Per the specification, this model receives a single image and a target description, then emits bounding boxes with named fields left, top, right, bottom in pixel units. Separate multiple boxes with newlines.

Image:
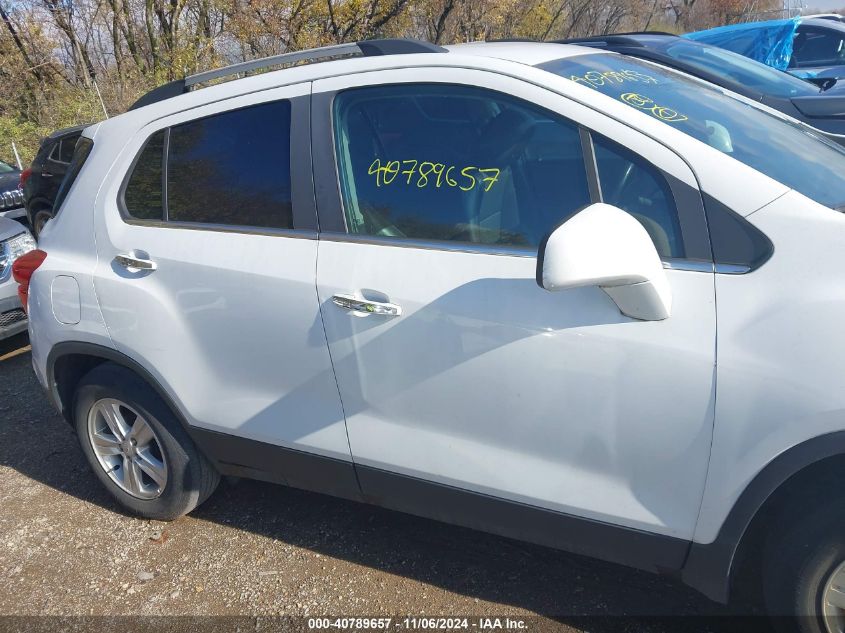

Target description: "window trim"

left=48, top=140, right=70, bottom=166
left=117, top=93, right=318, bottom=234
left=316, top=82, right=713, bottom=266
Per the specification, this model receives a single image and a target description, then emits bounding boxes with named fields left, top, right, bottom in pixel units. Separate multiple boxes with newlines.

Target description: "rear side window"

left=332, top=84, right=591, bottom=248
left=124, top=131, right=164, bottom=220
left=168, top=102, right=292, bottom=228
left=53, top=137, right=94, bottom=215
left=122, top=100, right=293, bottom=230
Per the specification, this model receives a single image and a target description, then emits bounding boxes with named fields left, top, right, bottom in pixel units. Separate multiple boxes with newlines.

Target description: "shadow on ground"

left=0, top=337, right=768, bottom=631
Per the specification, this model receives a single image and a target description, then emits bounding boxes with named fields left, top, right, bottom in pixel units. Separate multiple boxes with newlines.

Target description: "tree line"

left=1, top=0, right=780, bottom=165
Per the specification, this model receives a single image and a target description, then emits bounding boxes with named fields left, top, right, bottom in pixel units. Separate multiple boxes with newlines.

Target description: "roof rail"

left=556, top=31, right=678, bottom=47
left=129, top=38, right=446, bottom=111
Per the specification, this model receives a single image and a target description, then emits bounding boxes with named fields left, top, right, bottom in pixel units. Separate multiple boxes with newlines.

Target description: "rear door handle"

left=115, top=253, right=157, bottom=271
left=332, top=294, right=402, bottom=316
left=40, top=172, right=53, bottom=178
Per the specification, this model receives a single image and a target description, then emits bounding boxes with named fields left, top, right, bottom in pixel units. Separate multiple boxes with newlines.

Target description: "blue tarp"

left=683, top=18, right=801, bottom=70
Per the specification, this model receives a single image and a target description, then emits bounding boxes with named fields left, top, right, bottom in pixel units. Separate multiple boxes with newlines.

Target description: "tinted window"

left=662, top=40, right=818, bottom=98
left=792, top=29, right=845, bottom=65
left=593, top=135, right=682, bottom=258
left=704, top=195, right=773, bottom=269
left=59, top=135, right=79, bottom=163
left=124, top=131, right=164, bottom=221
left=167, top=101, right=293, bottom=228
left=539, top=54, right=845, bottom=210
left=333, top=84, right=591, bottom=247
left=53, top=137, right=93, bottom=215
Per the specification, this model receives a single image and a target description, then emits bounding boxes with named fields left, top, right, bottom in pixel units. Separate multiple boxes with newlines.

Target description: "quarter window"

left=332, top=84, right=591, bottom=248
left=124, top=131, right=164, bottom=221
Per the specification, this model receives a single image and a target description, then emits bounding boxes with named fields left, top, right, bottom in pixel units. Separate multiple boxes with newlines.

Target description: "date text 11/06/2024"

left=308, top=617, right=529, bottom=630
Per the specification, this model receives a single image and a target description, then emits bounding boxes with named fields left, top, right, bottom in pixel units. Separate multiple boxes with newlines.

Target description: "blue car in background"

left=686, top=16, right=845, bottom=82
left=561, top=32, right=845, bottom=145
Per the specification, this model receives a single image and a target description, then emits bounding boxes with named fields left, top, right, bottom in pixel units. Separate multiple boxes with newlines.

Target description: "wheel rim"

left=86, top=398, right=168, bottom=500
left=823, top=561, right=845, bottom=633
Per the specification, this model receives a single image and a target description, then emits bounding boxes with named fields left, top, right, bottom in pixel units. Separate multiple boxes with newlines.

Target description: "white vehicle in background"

left=0, top=217, right=35, bottom=340
left=13, top=38, right=845, bottom=632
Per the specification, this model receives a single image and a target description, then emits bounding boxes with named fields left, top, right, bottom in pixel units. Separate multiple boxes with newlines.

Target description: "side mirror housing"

left=537, top=203, right=672, bottom=321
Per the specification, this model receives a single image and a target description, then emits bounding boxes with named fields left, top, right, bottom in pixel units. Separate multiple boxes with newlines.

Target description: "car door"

left=93, top=83, right=357, bottom=494
left=312, top=68, right=716, bottom=543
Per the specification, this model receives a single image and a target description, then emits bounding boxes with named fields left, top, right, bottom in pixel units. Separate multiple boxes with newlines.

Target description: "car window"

left=59, top=135, right=79, bottom=163
left=53, top=137, right=94, bottom=215
left=332, top=84, right=591, bottom=248
left=167, top=100, right=293, bottom=228
left=792, top=29, right=845, bottom=65
left=539, top=53, right=845, bottom=210
left=593, top=135, right=683, bottom=258
left=124, top=131, right=165, bottom=221
left=662, top=40, right=819, bottom=97
left=0, top=161, right=14, bottom=174
left=48, top=142, right=61, bottom=163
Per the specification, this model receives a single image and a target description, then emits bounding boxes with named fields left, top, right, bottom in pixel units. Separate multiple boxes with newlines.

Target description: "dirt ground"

left=0, top=332, right=769, bottom=632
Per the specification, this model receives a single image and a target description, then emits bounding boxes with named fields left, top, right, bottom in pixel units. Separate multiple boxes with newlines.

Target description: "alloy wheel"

left=823, top=561, right=845, bottom=633
left=86, top=398, right=168, bottom=499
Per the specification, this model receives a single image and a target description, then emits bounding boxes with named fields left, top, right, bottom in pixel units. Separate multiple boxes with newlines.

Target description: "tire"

left=73, top=362, right=220, bottom=520
left=32, top=208, right=52, bottom=237
left=762, top=503, right=845, bottom=633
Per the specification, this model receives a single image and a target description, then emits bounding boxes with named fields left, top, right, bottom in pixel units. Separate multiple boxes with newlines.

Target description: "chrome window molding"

left=319, top=231, right=537, bottom=257
left=714, top=263, right=752, bottom=274
left=121, top=218, right=317, bottom=240
left=662, top=258, right=713, bottom=273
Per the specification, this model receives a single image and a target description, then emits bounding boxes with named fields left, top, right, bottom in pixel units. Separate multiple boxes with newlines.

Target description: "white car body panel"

left=21, top=41, right=845, bottom=601
left=694, top=190, right=845, bottom=542
left=88, top=82, right=350, bottom=460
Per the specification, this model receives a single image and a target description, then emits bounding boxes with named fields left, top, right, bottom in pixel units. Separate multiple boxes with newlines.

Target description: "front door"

left=313, top=69, right=716, bottom=540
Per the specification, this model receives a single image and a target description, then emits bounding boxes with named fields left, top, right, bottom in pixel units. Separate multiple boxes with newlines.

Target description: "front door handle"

left=115, top=253, right=157, bottom=271
left=332, top=294, right=402, bottom=317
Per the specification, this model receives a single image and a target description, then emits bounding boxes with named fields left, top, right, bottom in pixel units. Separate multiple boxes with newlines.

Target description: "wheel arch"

left=682, top=432, right=845, bottom=603
left=47, top=342, right=203, bottom=448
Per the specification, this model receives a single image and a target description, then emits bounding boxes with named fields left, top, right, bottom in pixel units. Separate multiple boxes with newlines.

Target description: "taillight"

left=19, top=168, right=32, bottom=189
left=12, top=249, right=47, bottom=312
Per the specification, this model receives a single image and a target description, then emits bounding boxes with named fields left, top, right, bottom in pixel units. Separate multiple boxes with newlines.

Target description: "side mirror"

left=537, top=203, right=672, bottom=321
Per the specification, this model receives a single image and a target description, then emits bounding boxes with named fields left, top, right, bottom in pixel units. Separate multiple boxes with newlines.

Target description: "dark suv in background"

left=22, top=124, right=87, bottom=236
left=0, top=159, right=25, bottom=223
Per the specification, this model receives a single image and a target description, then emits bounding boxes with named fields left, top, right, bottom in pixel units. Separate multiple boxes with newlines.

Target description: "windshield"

left=0, top=161, right=15, bottom=174
left=662, top=39, right=820, bottom=97
left=539, top=53, right=845, bottom=210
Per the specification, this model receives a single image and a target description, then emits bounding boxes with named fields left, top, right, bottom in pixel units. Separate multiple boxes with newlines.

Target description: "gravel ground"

left=0, top=332, right=769, bottom=632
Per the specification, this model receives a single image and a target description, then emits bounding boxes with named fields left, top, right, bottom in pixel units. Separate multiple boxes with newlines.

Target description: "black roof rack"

left=556, top=31, right=679, bottom=47
left=129, top=38, right=446, bottom=111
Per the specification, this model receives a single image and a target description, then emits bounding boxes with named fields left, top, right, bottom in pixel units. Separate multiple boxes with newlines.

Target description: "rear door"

left=312, top=67, right=717, bottom=542
left=93, top=83, right=356, bottom=491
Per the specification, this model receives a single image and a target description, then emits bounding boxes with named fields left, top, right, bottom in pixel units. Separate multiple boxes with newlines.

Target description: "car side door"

left=92, top=83, right=358, bottom=496
left=312, top=67, right=716, bottom=562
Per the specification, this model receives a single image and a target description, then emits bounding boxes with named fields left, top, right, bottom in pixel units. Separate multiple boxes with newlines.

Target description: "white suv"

left=15, top=38, right=845, bottom=631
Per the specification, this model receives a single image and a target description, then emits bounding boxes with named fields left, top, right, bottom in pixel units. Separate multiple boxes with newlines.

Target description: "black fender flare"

left=682, top=431, right=845, bottom=602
